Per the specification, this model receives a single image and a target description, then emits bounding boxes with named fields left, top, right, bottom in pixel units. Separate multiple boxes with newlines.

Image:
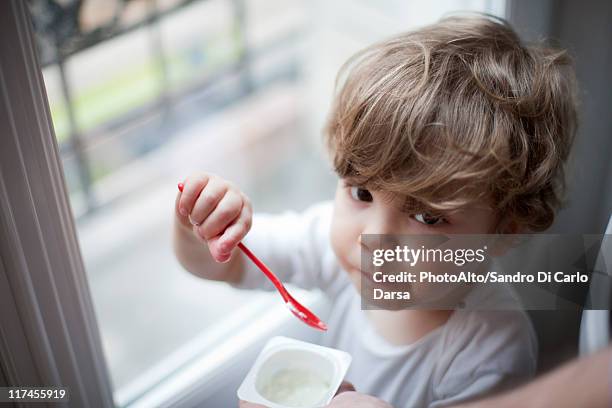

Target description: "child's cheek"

left=330, top=210, right=359, bottom=267
left=329, top=214, right=348, bottom=261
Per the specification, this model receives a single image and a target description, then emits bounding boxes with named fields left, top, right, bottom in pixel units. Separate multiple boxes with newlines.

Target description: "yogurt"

left=237, top=337, right=352, bottom=408
left=260, top=368, right=331, bottom=407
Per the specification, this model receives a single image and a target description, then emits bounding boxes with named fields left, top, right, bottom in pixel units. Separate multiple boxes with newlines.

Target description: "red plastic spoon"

left=178, top=182, right=327, bottom=331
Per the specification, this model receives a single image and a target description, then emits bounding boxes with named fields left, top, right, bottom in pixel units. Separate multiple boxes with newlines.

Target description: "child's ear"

left=488, top=218, right=523, bottom=257
left=503, top=219, right=523, bottom=235
left=492, top=216, right=524, bottom=235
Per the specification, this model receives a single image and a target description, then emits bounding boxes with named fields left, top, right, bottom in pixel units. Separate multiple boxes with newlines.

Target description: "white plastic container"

left=237, top=336, right=352, bottom=408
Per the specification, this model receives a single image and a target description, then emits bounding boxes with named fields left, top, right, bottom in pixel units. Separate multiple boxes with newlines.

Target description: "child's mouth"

left=352, top=267, right=376, bottom=284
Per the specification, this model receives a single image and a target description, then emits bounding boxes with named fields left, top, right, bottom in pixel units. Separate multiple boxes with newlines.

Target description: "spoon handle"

left=237, top=242, right=289, bottom=302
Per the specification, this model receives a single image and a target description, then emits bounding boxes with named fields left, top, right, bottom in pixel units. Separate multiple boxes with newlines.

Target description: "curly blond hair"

left=324, top=15, right=578, bottom=232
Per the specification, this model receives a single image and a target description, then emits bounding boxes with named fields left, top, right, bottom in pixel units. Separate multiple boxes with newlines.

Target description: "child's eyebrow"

left=398, top=196, right=445, bottom=216
left=341, top=176, right=369, bottom=187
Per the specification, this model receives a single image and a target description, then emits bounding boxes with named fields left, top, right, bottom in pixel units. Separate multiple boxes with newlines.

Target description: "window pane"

left=159, top=0, right=237, bottom=93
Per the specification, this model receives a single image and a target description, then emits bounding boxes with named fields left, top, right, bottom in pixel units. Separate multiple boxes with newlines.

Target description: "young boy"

left=173, top=15, right=577, bottom=407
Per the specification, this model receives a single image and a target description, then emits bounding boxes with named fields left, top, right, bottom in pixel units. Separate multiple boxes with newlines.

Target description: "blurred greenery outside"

left=51, top=29, right=240, bottom=145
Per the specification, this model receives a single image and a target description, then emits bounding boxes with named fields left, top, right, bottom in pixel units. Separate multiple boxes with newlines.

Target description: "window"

left=12, top=0, right=507, bottom=405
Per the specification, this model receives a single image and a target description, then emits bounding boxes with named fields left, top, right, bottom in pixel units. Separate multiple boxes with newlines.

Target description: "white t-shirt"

left=235, top=202, right=538, bottom=407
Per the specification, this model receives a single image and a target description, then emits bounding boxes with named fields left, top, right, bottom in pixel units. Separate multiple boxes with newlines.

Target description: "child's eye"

left=349, top=186, right=373, bottom=202
left=414, top=213, right=445, bottom=225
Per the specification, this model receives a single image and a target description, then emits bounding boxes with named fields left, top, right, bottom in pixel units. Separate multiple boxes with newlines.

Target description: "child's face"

left=330, top=179, right=500, bottom=294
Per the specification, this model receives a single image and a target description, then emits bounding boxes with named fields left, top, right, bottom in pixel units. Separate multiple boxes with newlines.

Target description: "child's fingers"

left=178, top=174, right=210, bottom=217
left=238, top=400, right=267, bottom=408
left=206, top=235, right=228, bottom=263
left=206, top=195, right=251, bottom=263
left=196, top=190, right=243, bottom=241
left=189, top=177, right=227, bottom=226
left=215, top=201, right=252, bottom=255
left=335, top=381, right=356, bottom=395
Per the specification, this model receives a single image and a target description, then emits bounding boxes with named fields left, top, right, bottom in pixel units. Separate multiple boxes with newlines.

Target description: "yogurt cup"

left=237, top=336, right=352, bottom=408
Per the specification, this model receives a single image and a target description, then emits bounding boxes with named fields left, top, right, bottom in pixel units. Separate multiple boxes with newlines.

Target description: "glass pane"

left=29, top=0, right=323, bottom=400
left=245, top=0, right=306, bottom=48
left=66, top=29, right=162, bottom=134
left=159, top=0, right=238, bottom=93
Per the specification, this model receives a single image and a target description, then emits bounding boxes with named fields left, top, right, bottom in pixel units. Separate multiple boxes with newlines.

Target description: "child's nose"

left=359, top=214, right=402, bottom=251
left=361, top=216, right=399, bottom=236
left=358, top=235, right=376, bottom=265
left=358, top=234, right=370, bottom=251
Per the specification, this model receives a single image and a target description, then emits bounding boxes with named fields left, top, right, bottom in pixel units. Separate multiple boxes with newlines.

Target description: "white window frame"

left=0, top=0, right=114, bottom=406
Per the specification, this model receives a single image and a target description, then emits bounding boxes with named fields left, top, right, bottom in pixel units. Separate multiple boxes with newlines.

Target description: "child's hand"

left=238, top=382, right=393, bottom=408
left=239, top=393, right=392, bottom=408
left=325, top=392, right=393, bottom=407
left=176, top=173, right=252, bottom=263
